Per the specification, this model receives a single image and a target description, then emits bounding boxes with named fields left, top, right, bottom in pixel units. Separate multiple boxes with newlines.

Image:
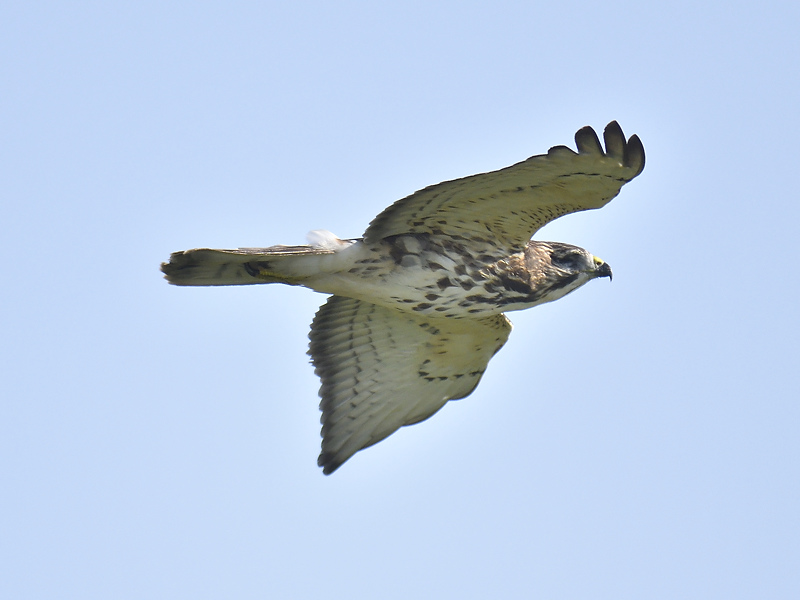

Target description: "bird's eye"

left=551, top=249, right=583, bottom=270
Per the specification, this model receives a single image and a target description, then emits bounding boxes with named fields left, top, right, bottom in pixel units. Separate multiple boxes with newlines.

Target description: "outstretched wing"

left=308, top=296, right=512, bottom=474
left=363, top=121, right=644, bottom=253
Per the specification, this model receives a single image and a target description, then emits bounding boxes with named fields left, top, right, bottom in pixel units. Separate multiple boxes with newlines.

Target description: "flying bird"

left=161, top=121, right=645, bottom=474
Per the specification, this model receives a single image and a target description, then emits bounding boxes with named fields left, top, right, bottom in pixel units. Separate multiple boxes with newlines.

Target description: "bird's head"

left=523, top=241, right=612, bottom=306
left=547, top=242, right=612, bottom=281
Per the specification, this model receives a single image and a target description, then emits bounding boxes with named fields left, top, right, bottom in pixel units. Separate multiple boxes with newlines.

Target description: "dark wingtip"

left=575, top=125, right=603, bottom=155
left=318, top=453, right=341, bottom=475
left=603, top=121, right=626, bottom=161
left=625, top=133, right=646, bottom=177
left=603, top=121, right=645, bottom=179
left=556, top=121, right=645, bottom=179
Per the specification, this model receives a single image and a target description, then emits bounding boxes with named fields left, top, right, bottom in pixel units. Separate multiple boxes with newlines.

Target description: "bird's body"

left=162, top=121, right=645, bottom=474
left=167, top=234, right=603, bottom=318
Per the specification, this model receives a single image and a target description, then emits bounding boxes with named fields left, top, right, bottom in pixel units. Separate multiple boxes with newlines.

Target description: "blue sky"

left=2, top=1, right=799, bottom=598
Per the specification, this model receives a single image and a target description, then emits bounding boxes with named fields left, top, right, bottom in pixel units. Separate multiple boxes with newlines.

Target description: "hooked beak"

left=593, top=256, right=613, bottom=281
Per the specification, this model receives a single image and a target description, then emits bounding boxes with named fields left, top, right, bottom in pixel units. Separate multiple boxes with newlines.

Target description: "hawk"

left=162, top=121, right=645, bottom=474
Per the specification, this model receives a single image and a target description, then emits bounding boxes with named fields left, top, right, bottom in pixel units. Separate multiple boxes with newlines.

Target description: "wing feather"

left=308, top=296, right=512, bottom=474
left=363, top=121, right=644, bottom=252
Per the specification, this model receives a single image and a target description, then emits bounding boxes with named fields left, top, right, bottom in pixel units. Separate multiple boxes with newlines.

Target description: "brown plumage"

left=161, top=121, right=645, bottom=474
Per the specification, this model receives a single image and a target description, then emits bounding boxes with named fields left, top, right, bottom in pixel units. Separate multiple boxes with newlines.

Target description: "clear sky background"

left=2, top=1, right=799, bottom=598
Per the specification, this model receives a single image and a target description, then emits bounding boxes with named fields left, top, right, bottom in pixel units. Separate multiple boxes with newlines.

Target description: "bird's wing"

left=363, top=121, right=644, bottom=253
left=308, top=295, right=512, bottom=474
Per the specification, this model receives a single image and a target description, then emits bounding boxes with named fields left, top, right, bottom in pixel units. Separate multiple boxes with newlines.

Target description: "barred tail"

left=161, top=244, right=335, bottom=286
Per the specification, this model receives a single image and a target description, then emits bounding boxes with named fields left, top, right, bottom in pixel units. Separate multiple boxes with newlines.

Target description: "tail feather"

left=161, top=245, right=334, bottom=286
